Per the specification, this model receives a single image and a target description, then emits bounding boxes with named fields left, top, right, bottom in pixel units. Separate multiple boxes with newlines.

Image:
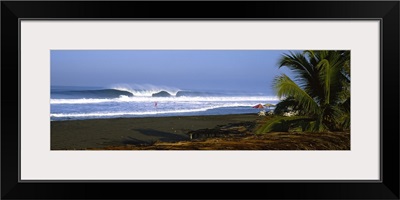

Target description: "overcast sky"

left=51, top=50, right=293, bottom=93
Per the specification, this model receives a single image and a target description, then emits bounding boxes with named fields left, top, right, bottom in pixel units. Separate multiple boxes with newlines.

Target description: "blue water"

left=51, top=86, right=278, bottom=121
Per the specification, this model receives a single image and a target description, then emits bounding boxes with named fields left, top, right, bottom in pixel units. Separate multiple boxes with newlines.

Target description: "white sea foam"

left=50, top=96, right=279, bottom=104
left=50, top=104, right=257, bottom=118
left=111, top=84, right=180, bottom=96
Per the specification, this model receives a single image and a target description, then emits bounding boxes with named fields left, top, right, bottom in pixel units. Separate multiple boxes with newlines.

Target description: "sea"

left=50, top=86, right=279, bottom=121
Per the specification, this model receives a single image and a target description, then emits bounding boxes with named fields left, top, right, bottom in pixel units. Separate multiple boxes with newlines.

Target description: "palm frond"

left=278, top=51, right=325, bottom=103
left=268, top=50, right=351, bottom=133
left=274, top=97, right=300, bottom=115
left=317, top=59, right=332, bottom=104
left=274, top=74, right=320, bottom=115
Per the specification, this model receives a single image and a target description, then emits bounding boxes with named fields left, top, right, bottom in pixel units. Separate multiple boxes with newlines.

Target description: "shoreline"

left=50, top=105, right=272, bottom=121
left=51, top=113, right=260, bottom=150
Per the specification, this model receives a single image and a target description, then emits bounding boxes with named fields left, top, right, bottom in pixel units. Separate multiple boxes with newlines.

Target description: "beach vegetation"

left=260, top=50, right=350, bottom=133
left=256, top=116, right=314, bottom=133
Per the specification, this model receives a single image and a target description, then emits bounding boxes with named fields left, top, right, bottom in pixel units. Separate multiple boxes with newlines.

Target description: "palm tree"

left=272, top=50, right=350, bottom=132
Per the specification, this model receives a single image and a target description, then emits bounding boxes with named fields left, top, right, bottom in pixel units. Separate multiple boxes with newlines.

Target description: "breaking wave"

left=50, top=96, right=279, bottom=104
left=50, top=104, right=259, bottom=118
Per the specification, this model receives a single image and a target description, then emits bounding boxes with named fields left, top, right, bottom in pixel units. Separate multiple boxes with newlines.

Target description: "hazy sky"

left=51, top=50, right=293, bottom=93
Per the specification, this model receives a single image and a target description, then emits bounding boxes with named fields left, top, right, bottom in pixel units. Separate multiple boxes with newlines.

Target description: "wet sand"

left=51, top=114, right=259, bottom=150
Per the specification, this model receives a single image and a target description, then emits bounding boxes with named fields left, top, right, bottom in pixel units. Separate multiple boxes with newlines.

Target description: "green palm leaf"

left=274, top=74, right=320, bottom=116
left=270, top=50, right=350, bottom=132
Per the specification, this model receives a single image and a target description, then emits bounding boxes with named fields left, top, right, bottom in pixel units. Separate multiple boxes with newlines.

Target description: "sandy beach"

left=51, top=114, right=259, bottom=150
left=51, top=114, right=350, bottom=150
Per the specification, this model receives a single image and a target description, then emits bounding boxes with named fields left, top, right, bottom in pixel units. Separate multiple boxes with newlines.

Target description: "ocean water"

left=50, top=86, right=279, bottom=121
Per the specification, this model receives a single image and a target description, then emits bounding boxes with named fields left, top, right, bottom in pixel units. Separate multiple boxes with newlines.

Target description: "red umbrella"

left=252, top=104, right=264, bottom=109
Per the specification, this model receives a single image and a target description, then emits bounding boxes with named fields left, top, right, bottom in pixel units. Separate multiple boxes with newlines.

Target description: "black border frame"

left=2, top=1, right=399, bottom=199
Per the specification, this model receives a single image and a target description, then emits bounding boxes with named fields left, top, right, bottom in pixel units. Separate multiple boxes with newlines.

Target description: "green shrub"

left=256, top=116, right=313, bottom=134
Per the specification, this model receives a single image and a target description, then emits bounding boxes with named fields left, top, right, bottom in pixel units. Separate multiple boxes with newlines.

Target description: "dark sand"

left=51, top=114, right=259, bottom=150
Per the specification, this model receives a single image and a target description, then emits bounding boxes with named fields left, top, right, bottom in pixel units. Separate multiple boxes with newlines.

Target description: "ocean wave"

left=50, top=96, right=279, bottom=104
left=51, top=89, right=134, bottom=99
left=52, top=84, right=271, bottom=99
left=51, top=85, right=181, bottom=98
left=50, top=104, right=254, bottom=118
left=111, top=84, right=180, bottom=97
